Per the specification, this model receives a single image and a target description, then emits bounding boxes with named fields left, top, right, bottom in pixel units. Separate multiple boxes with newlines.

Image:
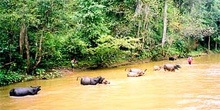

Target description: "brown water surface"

left=1, top=54, right=220, bottom=110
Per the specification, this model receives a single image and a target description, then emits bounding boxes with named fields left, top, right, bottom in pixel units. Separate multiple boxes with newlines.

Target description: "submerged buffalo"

left=153, top=65, right=162, bottom=71
left=169, top=57, right=176, bottom=61
left=77, top=76, right=110, bottom=85
left=125, top=68, right=147, bottom=77
left=169, top=55, right=178, bottom=61
left=125, top=68, right=147, bottom=74
left=9, top=86, right=41, bottom=97
left=163, top=64, right=181, bottom=72
left=127, top=72, right=144, bottom=77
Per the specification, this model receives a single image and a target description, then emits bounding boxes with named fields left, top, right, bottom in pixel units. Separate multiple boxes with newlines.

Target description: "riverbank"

left=0, top=51, right=211, bottom=87
left=57, top=51, right=210, bottom=75
left=99, top=51, right=209, bottom=69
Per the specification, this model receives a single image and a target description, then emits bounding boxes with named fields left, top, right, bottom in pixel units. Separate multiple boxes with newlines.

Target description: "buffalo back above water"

left=163, top=64, right=181, bottom=72
left=153, top=65, right=162, bottom=71
left=169, top=57, right=176, bottom=61
left=127, top=72, right=144, bottom=77
left=78, top=76, right=109, bottom=85
left=9, top=86, right=41, bottom=96
left=125, top=68, right=147, bottom=74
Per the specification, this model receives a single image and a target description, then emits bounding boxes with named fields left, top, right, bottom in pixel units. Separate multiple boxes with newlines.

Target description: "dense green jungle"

left=0, top=0, right=220, bottom=86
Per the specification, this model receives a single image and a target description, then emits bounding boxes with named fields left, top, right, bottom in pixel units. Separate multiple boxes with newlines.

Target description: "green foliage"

left=174, top=39, right=189, bottom=57
left=0, top=0, right=220, bottom=85
left=36, top=69, right=62, bottom=80
left=0, top=71, right=23, bottom=86
left=188, top=50, right=206, bottom=57
left=64, top=37, right=88, bottom=56
left=70, top=35, right=141, bottom=68
left=74, top=0, right=110, bottom=46
left=87, top=35, right=132, bottom=67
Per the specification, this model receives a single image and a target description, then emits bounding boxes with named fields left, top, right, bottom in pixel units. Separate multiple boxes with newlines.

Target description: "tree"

left=162, top=0, right=168, bottom=52
left=133, top=0, right=150, bottom=50
left=202, top=0, right=220, bottom=51
left=0, top=0, right=72, bottom=74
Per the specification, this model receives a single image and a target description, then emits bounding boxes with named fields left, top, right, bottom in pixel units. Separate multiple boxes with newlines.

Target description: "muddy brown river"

left=1, top=54, right=220, bottom=110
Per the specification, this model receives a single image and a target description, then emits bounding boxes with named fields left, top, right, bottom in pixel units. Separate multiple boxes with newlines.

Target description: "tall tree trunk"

left=188, top=36, right=190, bottom=51
left=5, top=31, right=13, bottom=74
left=134, top=0, right=142, bottom=38
left=24, top=23, right=30, bottom=74
left=137, top=20, right=141, bottom=38
left=142, top=5, right=149, bottom=50
left=162, top=0, right=168, bottom=55
left=30, top=7, right=50, bottom=73
left=32, top=27, right=44, bottom=71
left=19, top=23, right=25, bottom=55
left=215, top=41, right=217, bottom=50
left=208, top=36, right=210, bottom=53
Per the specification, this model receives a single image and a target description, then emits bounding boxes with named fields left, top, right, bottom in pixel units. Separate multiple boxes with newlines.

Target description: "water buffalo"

left=127, top=72, right=144, bottom=77
left=163, top=64, right=181, bottom=72
left=169, top=57, right=177, bottom=61
left=125, top=68, right=147, bottom=74
left=77, top=76, right=110, bottom=85
left=9, top=86, right=41, bottom=97
left=153, top=65, right=162, bottom=71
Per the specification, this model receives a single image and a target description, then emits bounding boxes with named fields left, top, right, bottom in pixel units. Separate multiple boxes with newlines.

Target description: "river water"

left=1, top=54, right=220, bottom=110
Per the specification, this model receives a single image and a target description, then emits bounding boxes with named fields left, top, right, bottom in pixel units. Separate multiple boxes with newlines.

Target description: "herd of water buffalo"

left=9, top=56, right=182, bottom=97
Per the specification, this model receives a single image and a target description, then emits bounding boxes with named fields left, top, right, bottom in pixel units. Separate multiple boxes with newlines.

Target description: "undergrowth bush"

left=0, top=71, right=23, bottom=86
left=36, top=69, right=63, bottom=80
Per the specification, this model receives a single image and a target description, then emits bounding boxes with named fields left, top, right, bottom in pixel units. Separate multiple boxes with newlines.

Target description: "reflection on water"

left=1, top=54, right=220, bottom=110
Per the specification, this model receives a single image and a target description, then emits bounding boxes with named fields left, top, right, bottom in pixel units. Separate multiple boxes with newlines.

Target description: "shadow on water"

left=1, top=54, right=220, bottom=110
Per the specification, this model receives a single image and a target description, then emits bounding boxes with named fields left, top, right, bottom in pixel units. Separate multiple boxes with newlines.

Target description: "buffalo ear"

left=176, top=65, right=181, bottom=68
left=36, top=86, right=41, bottom=91
left=37, top=86, right=41, bottom=90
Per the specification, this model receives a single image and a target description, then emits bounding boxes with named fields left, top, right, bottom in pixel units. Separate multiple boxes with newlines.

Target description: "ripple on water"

left=2, top=54, right=220, bottom=110
left=176, top=94, right=220, bottom=110
left=206, top=68, right=220, bottom=76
